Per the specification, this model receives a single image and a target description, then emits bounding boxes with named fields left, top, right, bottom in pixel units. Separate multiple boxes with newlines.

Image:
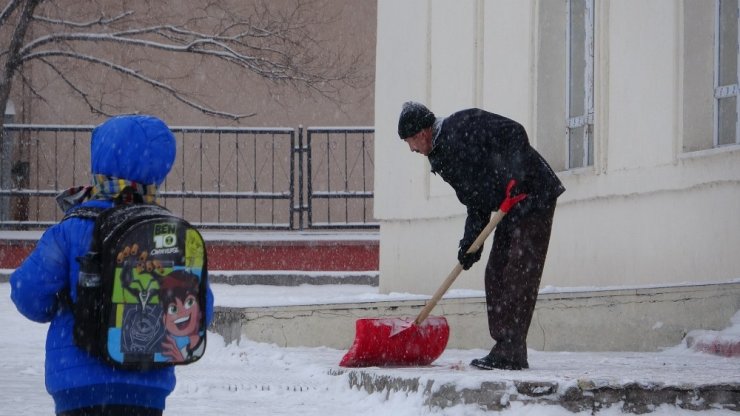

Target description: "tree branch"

left=21, top=28, right=356, bottom=89
left=38, top=58, right=114, bottom=117
left=0, top=0, right=22, bottom=28
left=19, top=70, right=50, bottom=107
left=27, top=50, right=256, bottom=120
left=32, top=11, right=134, bottom=28
left=1, top=0, right=370, bottom=123
left=21, top=26, right=294, bottom=69
left=0, top=0, right=41, bottom=124
left=3, top=0, right=40, bottom=75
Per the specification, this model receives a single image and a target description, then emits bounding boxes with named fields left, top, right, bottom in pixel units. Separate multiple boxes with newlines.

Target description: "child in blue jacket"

left=10, top=115, right=214, bottom=416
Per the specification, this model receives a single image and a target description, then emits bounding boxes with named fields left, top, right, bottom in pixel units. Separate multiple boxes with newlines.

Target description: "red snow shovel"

left=339, top=180, right=525, bottom=368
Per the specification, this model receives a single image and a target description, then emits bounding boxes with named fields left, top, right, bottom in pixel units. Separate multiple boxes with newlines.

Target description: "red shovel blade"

left=339, top=316, right=450, bottom=367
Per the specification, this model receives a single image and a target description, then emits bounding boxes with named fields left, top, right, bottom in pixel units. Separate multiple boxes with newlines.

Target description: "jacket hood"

left=91, top=115, right=176, bottom=186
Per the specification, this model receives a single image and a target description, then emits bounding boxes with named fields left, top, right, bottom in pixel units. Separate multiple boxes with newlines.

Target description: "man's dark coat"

left=427, top=108, right=565, bottom=249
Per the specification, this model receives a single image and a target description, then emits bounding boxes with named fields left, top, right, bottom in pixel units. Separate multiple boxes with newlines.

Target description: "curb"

left=209, top=271, right=379, bottom=286
left=334, top=369, right=740, bottom=413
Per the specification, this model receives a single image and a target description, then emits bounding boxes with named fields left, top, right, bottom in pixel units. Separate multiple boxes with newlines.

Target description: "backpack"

left=64, top=200, right=208, bottom=371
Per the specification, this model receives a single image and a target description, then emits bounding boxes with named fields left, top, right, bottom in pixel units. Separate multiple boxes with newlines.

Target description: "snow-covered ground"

left=3, top=282, right=739, bottom=415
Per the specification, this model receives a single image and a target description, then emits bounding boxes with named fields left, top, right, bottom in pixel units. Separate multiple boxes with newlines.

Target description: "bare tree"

left=0, top=0, right=367, bottom=133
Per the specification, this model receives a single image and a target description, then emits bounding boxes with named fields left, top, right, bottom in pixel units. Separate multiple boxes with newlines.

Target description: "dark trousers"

left=58, top=405, right=162, bottom=416
left=484, top=201, right=556, bottom=357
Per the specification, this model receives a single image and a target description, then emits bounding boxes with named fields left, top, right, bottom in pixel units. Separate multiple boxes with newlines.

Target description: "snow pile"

left=680, top=310, right=740, bottom=357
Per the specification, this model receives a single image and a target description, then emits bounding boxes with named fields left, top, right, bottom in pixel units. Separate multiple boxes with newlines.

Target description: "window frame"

left=565, top=0, right=595, bottom=170
left=714, top=0, right=740, bottom=147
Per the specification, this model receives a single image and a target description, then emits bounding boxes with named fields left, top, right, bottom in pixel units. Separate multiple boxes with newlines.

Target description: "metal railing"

left=164, top=126, right=296, bottom=230
left=304, top=127, right=376, bottom=229
left=0, top=124, right=376, bottom=231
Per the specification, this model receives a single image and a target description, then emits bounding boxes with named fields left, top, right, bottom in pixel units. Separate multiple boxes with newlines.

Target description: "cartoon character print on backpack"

left=113, top=244, right=168, bottom=361
left=113, top=239, right=205, bottom=364
left=184, top=228, right=205, bottom=270
left=159, top=269, right=205, bottom=362
left=159, top=227, right=207, bottom=362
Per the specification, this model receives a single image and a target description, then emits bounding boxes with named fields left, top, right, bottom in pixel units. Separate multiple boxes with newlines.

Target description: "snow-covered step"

left=336, top=362, right=740, bottom=413
left=209, top=270, right=379, bottom=286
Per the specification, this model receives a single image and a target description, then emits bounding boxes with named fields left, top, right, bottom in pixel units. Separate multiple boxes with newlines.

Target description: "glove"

left=499, top=179, right=528, bottom=213
left=458, top=243, right=483, bottom=270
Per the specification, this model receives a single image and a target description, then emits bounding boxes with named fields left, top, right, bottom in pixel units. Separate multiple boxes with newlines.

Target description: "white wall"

left=213, top=282, right=740, bottom=351
left=375, top=0, right=740, bottom=295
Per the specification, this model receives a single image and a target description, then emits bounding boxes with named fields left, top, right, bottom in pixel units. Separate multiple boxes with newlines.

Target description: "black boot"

left=470, top=344, right=528, bottom=370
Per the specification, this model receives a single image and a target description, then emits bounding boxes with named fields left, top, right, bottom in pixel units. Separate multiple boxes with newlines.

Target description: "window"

left=715, top=0, right=740, bottom=147
left=535, top=0, right=595, bottom=172
left=566, top=0, right=595, bottom=169
left=683, top=0, right=740, bottom=152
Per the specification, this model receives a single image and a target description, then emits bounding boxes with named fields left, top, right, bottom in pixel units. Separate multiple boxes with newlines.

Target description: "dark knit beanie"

left=397, top=101, right=435, bottom=139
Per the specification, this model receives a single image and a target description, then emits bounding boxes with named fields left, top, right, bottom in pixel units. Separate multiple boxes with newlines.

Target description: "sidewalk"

left=3, top=282, right=739, bottom=415
left=202, top=282, right=740, bottom=413
left=336, top=347, right=740, bottom=413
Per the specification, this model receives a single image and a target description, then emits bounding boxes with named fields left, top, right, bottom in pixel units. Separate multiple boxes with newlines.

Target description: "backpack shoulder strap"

left=58, top=206, right=107, bottom=308
left=62, top=206, right=106, bottom=222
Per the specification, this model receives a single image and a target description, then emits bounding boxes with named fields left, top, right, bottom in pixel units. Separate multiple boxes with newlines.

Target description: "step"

left=0, top=230, right=380, bottom=272
left=333, top=366, right=739, bottom=413
left=209, top=270, right=378, bottom=286
left=210, top=281, right=740, bottom=353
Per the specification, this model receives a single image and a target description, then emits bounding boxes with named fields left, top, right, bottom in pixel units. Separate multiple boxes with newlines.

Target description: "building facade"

left=375, top=0, right=740, bottom=294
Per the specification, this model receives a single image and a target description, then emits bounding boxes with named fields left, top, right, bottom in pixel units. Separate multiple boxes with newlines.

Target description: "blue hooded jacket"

left=10, top=115, right=214, bottom=413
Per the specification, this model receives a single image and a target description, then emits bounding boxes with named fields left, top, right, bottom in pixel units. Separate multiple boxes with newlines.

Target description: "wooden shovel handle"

left=414, top=210, right=507, bottom=326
